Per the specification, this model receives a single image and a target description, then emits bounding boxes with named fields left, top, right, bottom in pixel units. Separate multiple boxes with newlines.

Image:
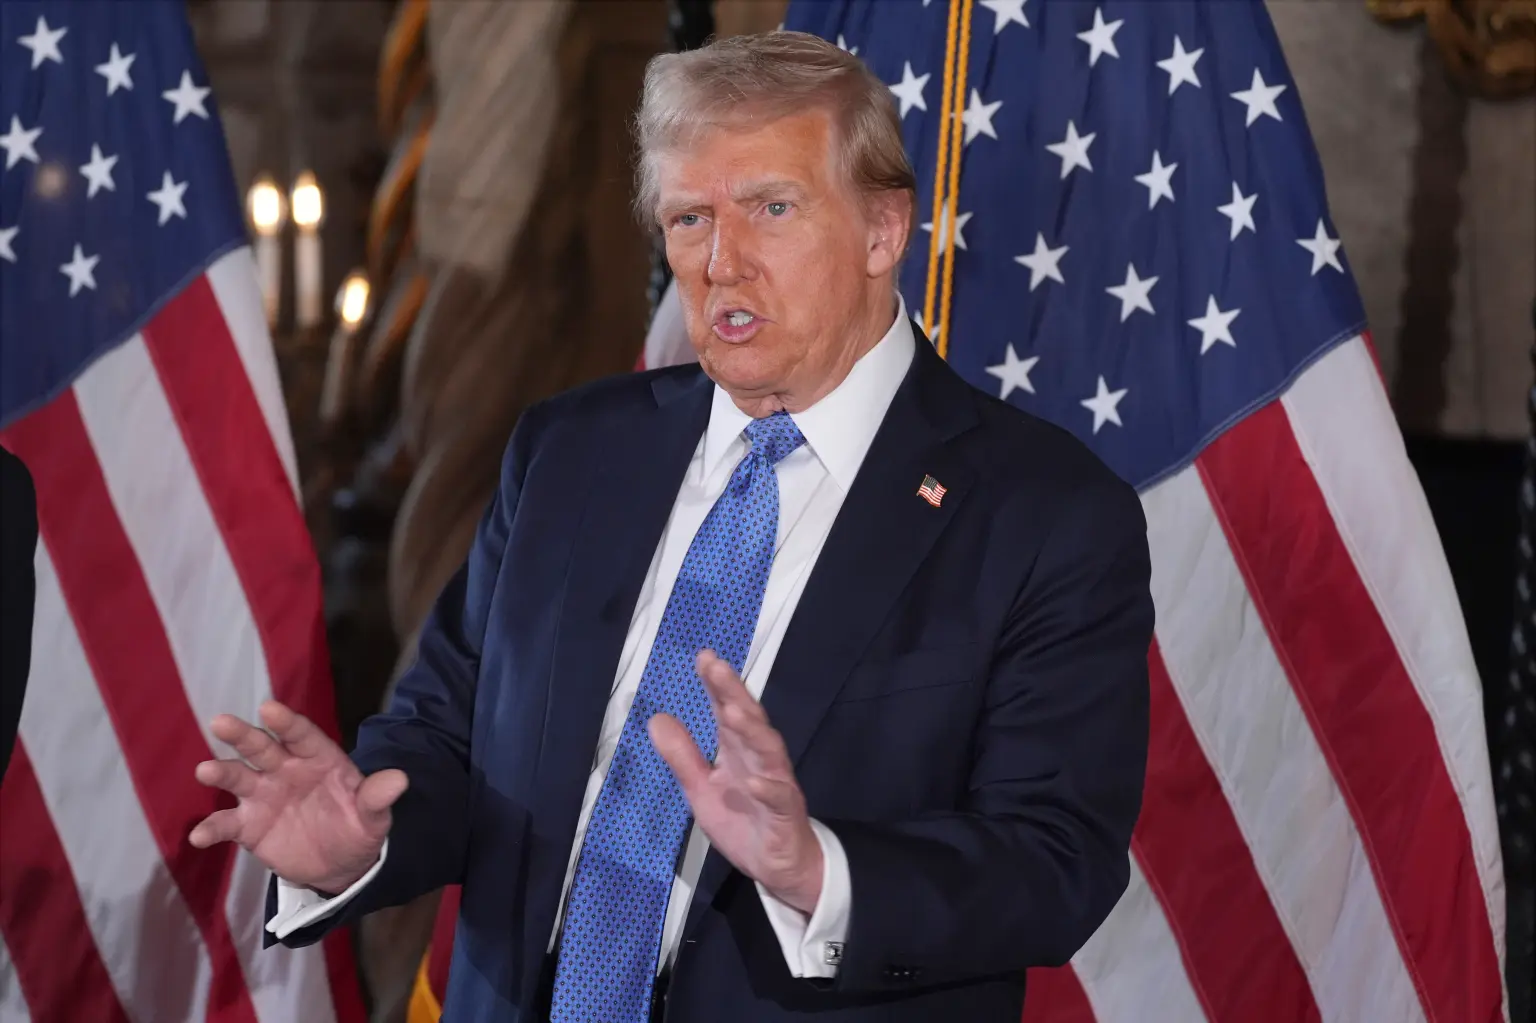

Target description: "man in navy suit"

left=190, top=31, right=1151, bottom=1022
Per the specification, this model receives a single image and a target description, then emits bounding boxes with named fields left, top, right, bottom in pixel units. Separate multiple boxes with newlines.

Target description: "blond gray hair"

left=633, top=30, right=917, bottom=227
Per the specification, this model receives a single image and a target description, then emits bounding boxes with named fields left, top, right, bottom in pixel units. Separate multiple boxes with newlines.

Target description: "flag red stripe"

left=427, top=885, right=462, bottom=1000
left=1135, top=642, right=1320, bottom=1023
left=1197, top=403, right=1503, bottom=1023
left=1020, top=965, right=1097, bottom=1023
left=144, top=274, right=360, bottom=1018
left=0, top=745, right=133, bottom=1023
left=321, top=924, right=369, bottom=1023
left=2, top=396, right=260, bottom=1023
left=142, top=276, right=338, bottom=735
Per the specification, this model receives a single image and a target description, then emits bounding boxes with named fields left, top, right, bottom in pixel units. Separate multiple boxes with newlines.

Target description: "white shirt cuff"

left=755, top=819, right=850, bottom=978
left=265, top=839, right=389, bottom=940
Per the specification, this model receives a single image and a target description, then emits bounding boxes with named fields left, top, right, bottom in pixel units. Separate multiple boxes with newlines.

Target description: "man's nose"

left=707, top=219, right=749, bottom=285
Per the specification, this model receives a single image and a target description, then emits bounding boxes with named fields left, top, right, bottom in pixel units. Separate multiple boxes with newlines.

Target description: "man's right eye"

left=676, top=213, right=701, bottom=227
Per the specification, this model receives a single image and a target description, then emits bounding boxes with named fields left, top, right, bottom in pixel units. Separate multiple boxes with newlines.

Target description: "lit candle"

left=321, top=270, right=371, bottom=426
left=291, top=171, right=324, bottom=329
left=246, top=176, right=283, bottom=327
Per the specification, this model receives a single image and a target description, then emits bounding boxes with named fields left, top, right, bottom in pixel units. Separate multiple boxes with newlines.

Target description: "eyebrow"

left=729, top=179, right=808, bottom=205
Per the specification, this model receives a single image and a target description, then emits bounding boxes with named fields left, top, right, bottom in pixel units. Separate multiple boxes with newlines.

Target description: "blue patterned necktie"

left=549, top=410, right=807, bottom=1022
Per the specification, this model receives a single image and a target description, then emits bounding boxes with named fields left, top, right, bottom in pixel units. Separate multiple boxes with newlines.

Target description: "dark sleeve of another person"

left=0, top=445, right=38, bottom=785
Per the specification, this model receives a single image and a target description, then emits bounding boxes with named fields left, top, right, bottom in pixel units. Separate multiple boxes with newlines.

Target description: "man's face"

left=655, top=109, right=904, bottom=410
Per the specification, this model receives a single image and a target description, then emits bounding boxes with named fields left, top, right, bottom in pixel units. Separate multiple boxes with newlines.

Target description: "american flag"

left=0, top=2, right=364, bottom=1021
left=639, top=1, right=1510, bottom=1020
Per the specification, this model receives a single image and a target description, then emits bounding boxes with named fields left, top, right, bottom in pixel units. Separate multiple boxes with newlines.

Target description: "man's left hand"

left=648, top=650, right=824, bottom=916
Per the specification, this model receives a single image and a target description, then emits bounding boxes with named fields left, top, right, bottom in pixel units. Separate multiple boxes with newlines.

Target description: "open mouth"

left=712, top=308, right=765, bottom=343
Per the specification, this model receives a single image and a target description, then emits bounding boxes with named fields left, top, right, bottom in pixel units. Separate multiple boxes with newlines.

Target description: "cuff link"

left=822, top=941, right=844, bottom=966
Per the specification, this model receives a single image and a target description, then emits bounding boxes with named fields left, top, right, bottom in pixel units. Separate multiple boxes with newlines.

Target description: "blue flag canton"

left=0, top=0, right=247, bottom=429
left=785, top=0, right=1368, bottom=490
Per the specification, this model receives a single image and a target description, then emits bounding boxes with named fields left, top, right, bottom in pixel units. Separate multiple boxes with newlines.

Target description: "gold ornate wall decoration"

left=1368, top=0, right=1536, bottom=95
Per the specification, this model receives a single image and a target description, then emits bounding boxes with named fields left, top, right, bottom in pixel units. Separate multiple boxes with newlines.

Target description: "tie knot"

left=744, top=411, right=805, bottom=466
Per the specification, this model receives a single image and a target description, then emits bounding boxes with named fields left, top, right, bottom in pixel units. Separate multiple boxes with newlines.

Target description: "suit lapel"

left=534, top=370, right=712, bottom=842
left=685, top=333, right=980, bottom=934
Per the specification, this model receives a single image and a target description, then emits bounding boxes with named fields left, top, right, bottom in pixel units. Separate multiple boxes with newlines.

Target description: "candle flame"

left=337, top=271, right=370, bottom=327
left=291, top=171, right=323, bottom=228
left=248, top=176, right=283, bottom=234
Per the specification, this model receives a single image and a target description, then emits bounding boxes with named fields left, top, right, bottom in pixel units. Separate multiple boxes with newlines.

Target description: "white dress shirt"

left=269, top=298, right=917, bottom=981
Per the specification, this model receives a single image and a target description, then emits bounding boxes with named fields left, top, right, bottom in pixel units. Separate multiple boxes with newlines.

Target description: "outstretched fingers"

left=193, top=758, right=259, bottom=798
left=210, top=713, right=289, bottom=772
left=259, top=701, right=337, bottom=760
left=649, top=713, right=713, bottom=792
left=187, top=807, right=244, bottom=849
left=697, top=651, right=787, bottom=767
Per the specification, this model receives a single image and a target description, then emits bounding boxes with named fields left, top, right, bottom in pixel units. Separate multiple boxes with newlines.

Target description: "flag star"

left=961, top=88, right=1002, bottom=144
left=1134, top=150, right=1178, bottom=210
left=1106, top=263, right=1158, bottom=321
left=1217, top=181, right=1258, bottom=240
left=836, top=34, right=858, bottom=56
left=18, top=16, right=67, bottom=70
left=889, top=62, right=930, bottom=118
left=1112, top=262, right=1155, bottom=319
left=60, top=244, right=99, bottom=296
left=911, top=308, right=941, bottom=345
left=1231, top=68, right=1287, bottom=126
left=985, top=345, right=1039, bottom=400
left=1297, top=219, right=1344, bottom=274
left=1046, top=120, right=1095, bottom=179
left=1077, top=7, right=1123, bottom=67
left=95, top=43, right=136, bottom=95
left=921, top=203, right=972, bottom=252
left=79, top=144, right=118, bottom=198
left=979, top=0, right=1030, bottom=34
left=1081, top=376, right=1128, bottom=434
left=162, top=70, right=211, bottom=123
left=1188, top=295, right=1241, bottom=354
left=1013, top=233, right=1068, bottom=290
left=1157, top=35, right=1203, bottom=95
left=0, top=225, right=17, bottom=263
left=0, top=117, right=42, bottom=171
left=147, top=170, right=189, bottom=225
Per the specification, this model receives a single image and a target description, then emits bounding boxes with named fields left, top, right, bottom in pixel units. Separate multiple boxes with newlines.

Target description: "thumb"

left=355, top=768, right=408, bottom=826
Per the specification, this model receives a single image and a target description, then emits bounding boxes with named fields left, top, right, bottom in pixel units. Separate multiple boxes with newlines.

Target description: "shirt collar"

left=702, top=294, right=917, bottom=490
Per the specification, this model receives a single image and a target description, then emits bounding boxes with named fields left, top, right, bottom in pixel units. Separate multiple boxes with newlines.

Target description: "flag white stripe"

left=1280, top=336, right=1508, bottom=1004
left=224, top=847, right=339, bottom=1023
left=1069, top=858, right=1208, bottom=1023
left=1143, top=459, right=1426, bottom=1023
left=73, top=335, right=272, bottom=739
left=73, top=331, right=339, bottom=1022
left=0, top=935, right=33, bottom=1023
left=205, top=250, right=301, bottom=499
left=21, top=544, right=212, bottom=1023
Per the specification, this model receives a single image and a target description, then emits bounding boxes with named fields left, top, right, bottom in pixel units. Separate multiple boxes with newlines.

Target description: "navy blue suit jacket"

left=270, top=330, right=1153, bottom=1021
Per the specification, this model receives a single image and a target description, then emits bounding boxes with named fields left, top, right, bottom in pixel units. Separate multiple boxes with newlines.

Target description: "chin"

left=701, top=340, right=784, bottom=395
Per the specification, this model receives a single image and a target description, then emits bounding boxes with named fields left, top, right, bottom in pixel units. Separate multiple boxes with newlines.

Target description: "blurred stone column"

left=339, top=4, right=670, bottom=1019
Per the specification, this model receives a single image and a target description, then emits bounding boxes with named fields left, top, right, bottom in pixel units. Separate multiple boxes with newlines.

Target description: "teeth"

left=726, top=311, right=754, bottom=326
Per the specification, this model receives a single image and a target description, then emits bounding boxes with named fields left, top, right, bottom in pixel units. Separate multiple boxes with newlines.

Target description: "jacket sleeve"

left=267, top=407, right=543, bottom=948
left=824, top=475, right=1153, bottom=991
left=0, top=446, right=38, bottom=787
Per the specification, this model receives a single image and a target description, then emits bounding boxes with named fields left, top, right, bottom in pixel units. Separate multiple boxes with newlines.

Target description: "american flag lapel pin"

left=917, top=474, right=947, bottom=507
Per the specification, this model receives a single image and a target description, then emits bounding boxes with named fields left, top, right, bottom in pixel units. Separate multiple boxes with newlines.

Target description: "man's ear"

left=866, top=189, right=914, bottom=278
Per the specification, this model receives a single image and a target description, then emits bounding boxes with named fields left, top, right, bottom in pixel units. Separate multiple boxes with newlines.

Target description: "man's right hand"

left=188, top=700, right=407, bottom=895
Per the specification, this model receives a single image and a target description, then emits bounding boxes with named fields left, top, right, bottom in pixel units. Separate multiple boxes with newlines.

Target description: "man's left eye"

left=765, top=202, right=789, bottom=217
